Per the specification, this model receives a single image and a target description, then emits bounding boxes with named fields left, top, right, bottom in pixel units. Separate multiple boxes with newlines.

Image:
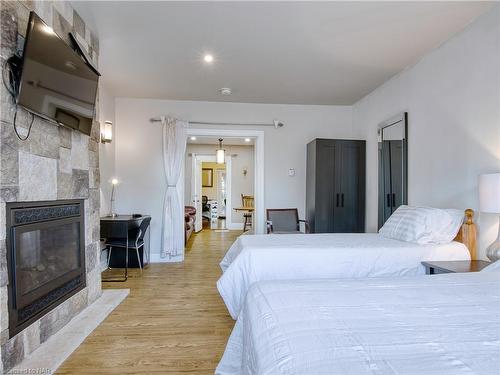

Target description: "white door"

left=216, top=170, right=226, bottom=217
left=192, top=154, right=203, bottom=232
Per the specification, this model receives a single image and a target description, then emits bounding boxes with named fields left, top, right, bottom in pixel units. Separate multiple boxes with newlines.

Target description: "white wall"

left=353, top=5, right=500, bottom=259
left=229, top=146, right=255, bottom=224
left=185, top=144, right=255, bottom=224
left=113, top=99, right=352, bottom=259
left=98, top=84, right=116, bottom=216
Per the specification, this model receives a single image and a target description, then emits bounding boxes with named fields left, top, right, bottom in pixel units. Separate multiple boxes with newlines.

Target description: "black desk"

left=100, top=215, right=151, bottom=281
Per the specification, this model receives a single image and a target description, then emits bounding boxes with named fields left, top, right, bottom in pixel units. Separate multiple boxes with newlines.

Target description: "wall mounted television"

left=16, top=12, right=99, bottom=136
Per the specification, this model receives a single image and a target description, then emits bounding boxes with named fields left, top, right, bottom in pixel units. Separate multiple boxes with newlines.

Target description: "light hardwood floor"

left=57, top=229, right=240, bottom=374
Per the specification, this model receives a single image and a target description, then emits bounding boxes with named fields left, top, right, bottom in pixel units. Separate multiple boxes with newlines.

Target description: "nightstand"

left=421, top=260, right=491, bottom=275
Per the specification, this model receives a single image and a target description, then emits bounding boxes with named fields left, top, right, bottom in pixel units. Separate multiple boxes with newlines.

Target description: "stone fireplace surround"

left=0, top=1, right=102, bottom=371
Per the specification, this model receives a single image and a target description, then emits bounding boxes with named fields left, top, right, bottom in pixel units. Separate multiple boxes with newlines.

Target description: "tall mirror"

left=378, top=112, right=408, bottom=228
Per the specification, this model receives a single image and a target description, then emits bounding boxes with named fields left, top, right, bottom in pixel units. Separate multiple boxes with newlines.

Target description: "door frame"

left=191, top=153, right=232, bottom=231
left=185, top=128, right=265, bottom=234
left=191, top=154, right=203, bottom=232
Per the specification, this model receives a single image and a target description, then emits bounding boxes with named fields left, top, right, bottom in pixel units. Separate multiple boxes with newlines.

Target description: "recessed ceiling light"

left=218, top=87, right=232, bottom=96
left=244, top=138, right=251, bottom=143
left=204, top=54, right=214, bottom=63
left=190, top=136, right=197, bottom=141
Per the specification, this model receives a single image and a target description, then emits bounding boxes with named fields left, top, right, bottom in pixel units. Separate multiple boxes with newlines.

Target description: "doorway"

left=184, top=130, right=262, bottom=235
left=195, top=157, right=230, bottom=231
left=185, top=129, right=264, bottom=233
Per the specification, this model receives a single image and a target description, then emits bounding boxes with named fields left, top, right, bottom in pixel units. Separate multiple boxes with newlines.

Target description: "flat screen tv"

left=17, top=12, right=99, bottom=136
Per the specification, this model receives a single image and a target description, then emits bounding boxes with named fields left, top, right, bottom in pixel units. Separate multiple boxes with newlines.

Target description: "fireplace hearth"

left=6, top=200, right=86, bottom=337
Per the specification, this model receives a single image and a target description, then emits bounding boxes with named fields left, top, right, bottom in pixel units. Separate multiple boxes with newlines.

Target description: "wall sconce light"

left=101, top=121, right=113, bottom=143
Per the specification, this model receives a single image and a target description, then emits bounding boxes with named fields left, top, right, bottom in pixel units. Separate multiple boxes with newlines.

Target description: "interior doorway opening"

left=185, top=133, right=258, bottom=238
left=199, top=157, right=229, bottom=231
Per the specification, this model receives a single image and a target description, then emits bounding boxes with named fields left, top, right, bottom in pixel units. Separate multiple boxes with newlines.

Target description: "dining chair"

left=266, top=208, right=310, bottom=234
left=241, top=194, right=254, bottom=232
left=201, top=195, right=211, bottom=221
left=106, top=216, right=152, bottom=279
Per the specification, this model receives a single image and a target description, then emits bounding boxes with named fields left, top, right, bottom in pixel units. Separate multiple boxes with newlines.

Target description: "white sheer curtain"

left=161, top=116, right=187, bottom=259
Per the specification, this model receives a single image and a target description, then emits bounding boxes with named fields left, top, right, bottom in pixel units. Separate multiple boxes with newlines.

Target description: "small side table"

left=421, top=260, right=491, bottom=275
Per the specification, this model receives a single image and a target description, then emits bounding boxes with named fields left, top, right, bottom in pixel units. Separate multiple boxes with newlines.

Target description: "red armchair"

left=185, top=206, right=196, bottom=243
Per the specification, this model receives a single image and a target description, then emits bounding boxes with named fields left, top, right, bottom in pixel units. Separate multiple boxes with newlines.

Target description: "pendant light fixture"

left=216, top=138, right=225, bottom=164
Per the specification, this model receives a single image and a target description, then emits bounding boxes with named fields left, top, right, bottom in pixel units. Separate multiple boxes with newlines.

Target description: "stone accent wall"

left=0, top=1, right=101, bottom=371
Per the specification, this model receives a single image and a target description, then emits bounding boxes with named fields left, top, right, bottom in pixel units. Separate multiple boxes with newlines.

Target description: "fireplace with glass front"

left=6, top=200, right=86, bottom=337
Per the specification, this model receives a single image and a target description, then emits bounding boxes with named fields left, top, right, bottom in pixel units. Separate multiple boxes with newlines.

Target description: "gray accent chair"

left=266, top=208, right=309, bottom=234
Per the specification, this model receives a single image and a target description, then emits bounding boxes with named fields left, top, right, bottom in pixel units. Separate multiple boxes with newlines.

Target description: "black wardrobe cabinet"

left=306, top=139, right=366, bottom=233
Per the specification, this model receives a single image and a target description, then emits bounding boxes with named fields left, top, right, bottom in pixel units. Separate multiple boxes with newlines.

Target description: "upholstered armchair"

left=266, top=208, right=310, bottom=234
left=185, top=206, right=196, bottom=242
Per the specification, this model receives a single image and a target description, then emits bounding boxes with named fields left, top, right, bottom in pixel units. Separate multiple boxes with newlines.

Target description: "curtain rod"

left=150, top=118, right=284, bottom=129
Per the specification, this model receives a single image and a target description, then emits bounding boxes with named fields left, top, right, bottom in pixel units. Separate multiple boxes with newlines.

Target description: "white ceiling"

left=73, top=1, right=492, bottom=105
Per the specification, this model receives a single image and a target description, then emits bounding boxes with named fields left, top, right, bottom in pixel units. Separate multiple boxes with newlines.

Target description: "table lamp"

left=110, top=178, right=119, bottom=218
left=479, top=173, right=500, bottom=261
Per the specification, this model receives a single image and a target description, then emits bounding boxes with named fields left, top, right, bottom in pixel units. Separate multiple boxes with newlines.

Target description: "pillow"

left=379, top=205, right=464, bottom=245
left=480, top=260, right=500, bottom=273
left=433, top=208, right=464, bottom=244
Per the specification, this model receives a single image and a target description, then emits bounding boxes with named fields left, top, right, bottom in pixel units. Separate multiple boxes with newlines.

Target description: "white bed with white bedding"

left=218, top=206, right=472, bottom=319
left=220, top=233, right=469, bottom=272
left=216, top=271, right=500, bottom=375
left=217, top=233, right=470, bottom=319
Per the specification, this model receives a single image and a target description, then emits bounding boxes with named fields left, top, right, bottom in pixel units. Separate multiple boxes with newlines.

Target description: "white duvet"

left=217, top=233, right=470, bottom=319
left=216, top=272, right=500, bottom=375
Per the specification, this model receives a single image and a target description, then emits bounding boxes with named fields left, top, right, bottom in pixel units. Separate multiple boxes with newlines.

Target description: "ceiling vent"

left=218, top=87, right=232, bottom=96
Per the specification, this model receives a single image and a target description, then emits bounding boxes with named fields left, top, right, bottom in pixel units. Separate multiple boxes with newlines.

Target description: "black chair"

left=202, top=195, right=210, bottom=221
left=106, top=216, right=151, bottom=280
left=202, top=195, right=209, bottom=211
left=266, top=208, right=309, bottom=234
